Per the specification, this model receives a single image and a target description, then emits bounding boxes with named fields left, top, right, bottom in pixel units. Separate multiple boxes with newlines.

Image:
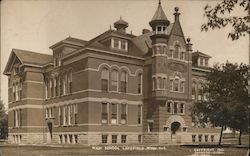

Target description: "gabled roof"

left=192, top=50, right=211, bottom=58
left=50, top=36, right=87, bottom=49
left=3, top=49, right=52, bottom=75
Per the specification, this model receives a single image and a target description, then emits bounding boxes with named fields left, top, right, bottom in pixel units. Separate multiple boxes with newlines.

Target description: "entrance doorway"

left=171, top=122, right=181, bottom=143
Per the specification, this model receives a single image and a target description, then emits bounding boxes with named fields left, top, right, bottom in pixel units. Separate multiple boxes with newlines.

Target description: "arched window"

left=111, top=70, right=118, bottom=91
left=167, top=102, right=172, bottom=113
left=138, top=73, right=142, bottom=94
left=174, top=44, right=180, bottom=59
left=163, top=78, right=166, bottom=89
left=101, top=68, right=109, bottom=91
left=120, top=71, right=128, bottom=93
left=158, top=77, right=162, bottom=89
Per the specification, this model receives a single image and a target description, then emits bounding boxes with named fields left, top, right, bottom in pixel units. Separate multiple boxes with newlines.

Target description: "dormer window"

left=198, top=57, right=209, bottom=67
left=111, top=38, right=128, bottom=52
left=155, top=26, right=166, bottom=34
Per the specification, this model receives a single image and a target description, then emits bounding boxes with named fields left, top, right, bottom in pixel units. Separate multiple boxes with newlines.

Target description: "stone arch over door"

left=164, top=115, right=186, bottom=132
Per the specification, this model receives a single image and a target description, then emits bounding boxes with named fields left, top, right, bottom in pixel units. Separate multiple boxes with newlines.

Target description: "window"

left=167, top=102, right=171, bottom=113
left=59, top=107, right=63, bottom=126
left=55, top=77, right=58, bottom=96
left=69, top=135, right=73, bottom=144
left=102, top=135, right=108, bottom=144
left=112, top=135, right=117, bottom=144
left=111, top=70, right=118, bottom=91
left=148, top=122, right=153, bottom=132
left=173, top=102, right=178, bottom=114
left=63, top=74, right=67, bottom=95
left=174, top=44, right=180, bottom=58
left=138, top=135, right=142, bottom=144
left=205, top=135, right=208, bottom=142
left=156, top=26, right=166, bottom=34
left=180, top=52, right=185, bottom=60
left=113, top=39, right=119, bottom=49
left=200, top=58, right=204, bottom=66
left=121, top=135, right=127, bottom=143
left=192, top=82, right=196, bottom=100
left=59, top=135, right=62, bottom=144
left=74, top=135, right=78, bottom=144
left=198, top=135, right=202, bottom=142
left=121, top=104, right=127, bottom=124
left=180, top=81, right=184, bottom=92
left=121, top=40, right=128, bottom=51
left=50, top=79, right=54, bottom=97
left=73, top=104, right=78, bottom=125
left=138, top=73, right=142, bottom=94
left=45, top=80, right=49, bottom=99
left=14, top=109, right=22, bottom=128
left=120, top=71, right=128, bottom=93
left=64, top=135, right=68, bottom=144
left=101, top=68, right=109, bottom=91
left=138, top=105, right=142, bottom=124
left=153, top=77, right=156, bottom=90
left=180, top=103, right=184, bottom=114
left=59, top=77, right=63, bottom=96
left=163, top=78, right=166, bottom=89
left=111, top=103, right=117, bottom=124
left=169, top=79, right=173, bottom=91
left=174, top=79, right=179, bottom=91
left=211, top=135, right=214, bottom=142
left=198, top=83, right=203, bottom=101
left=68, top=72, right=72, bottom=94
left=192, top=135, right=196, bottom=142
left=101, top=103, right=108, bottom=124
left=205, top=59, right=208, bottom=67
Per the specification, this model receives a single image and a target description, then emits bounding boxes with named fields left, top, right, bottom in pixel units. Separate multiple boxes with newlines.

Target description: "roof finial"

left=159, top=0, right=161, bottom=5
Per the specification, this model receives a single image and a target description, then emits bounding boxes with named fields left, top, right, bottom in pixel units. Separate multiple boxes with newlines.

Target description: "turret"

left=114, top=17, right=128, bottom=34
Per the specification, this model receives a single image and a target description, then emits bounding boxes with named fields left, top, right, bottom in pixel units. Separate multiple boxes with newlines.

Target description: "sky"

left=1, top=0, right=249, bottom=108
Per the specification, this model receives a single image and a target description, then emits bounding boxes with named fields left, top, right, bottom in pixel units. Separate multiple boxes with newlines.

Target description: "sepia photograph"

left=0, top=0, right=249, bottom=155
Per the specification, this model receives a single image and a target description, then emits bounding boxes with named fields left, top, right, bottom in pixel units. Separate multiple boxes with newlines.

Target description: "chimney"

left=142, top=29, right=150, bottom=34
left=174, top=7, right=180, bottom=22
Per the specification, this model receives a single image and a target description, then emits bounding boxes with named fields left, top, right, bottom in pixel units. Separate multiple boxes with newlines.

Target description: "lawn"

left=0, top=144, right=248, bottom=156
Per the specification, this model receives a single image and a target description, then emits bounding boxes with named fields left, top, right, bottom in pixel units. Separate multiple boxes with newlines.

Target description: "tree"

left=0, top=101, right=8, bottom=140
left=192, top=62, right=249, bottom=145
left=201, top=0, right=249, bottom=40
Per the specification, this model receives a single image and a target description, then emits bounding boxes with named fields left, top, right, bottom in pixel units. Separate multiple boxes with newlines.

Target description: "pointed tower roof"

left=149, top=0, right=170, bottom=27
left=151, top=0, right=168, bottom=21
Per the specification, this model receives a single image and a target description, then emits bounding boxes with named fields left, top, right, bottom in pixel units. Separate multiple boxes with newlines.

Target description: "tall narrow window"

left=192, top=82, right=196, bottom=100
left=153, top=77, right=156, bottom=90
left=167, top=102, right=171, bottom=113
left=111, top=103, right=117, bottom=124
left=112, top=135, right=117, bottom=144
left=180, top=103, right=185, bottom=114
left=138, top=105, right=142, bottom=124
left=101, top=68, right=109, bottom=92
left=55, top=77, right=58, bottom=97
left=138, top=73, right=142, bottom=94
left=68, top=72, right=72, bottom=94
left=148, top=122, right=153, bottom=132
left=198, top=83, right=203, bottom=101
left=120, top=71, right=127, bottom=93
left=174, top=79, right=179, bottom=91
left=60, top=77, right=63, bottom=96
left=121, top=104, right=127, bottom=124
left=74, top=104, right=78, bottom=125
left=173, top=102, right=178, bottom=114
left=63, top=74, right=67, bottom=95
left=121, top=135, right=127, bottom=143
left=111, top=70, right=118, bottom=91
left=50, top=79, right=54, bottom=98
left=101, top=103, right=108, bottom=124
left=113, top=39, right=119, bottom=49
left=180, top=81, right=184, bottom=92
left=170, top=79, right=173, bottom=91
left=174, top=44, right=180, bottom=58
